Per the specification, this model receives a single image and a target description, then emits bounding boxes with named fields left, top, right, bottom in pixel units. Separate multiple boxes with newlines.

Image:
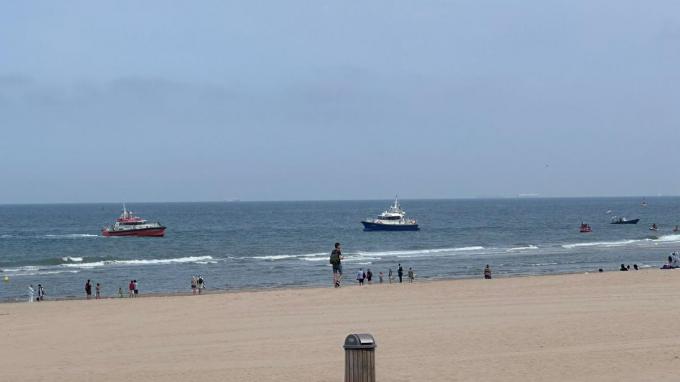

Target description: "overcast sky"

left=1, top=1, right=679, bottom=203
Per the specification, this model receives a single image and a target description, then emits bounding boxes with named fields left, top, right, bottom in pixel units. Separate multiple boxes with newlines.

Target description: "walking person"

left=37, top=284, right=45, bottom=301
left=128, top=280, right=135, bottom=298
left=484, top=265, right=492, bottom=279
left=366, top=269, right=373, bottom=284
left=330, top=242, right=343, bottom=288
left=95, top=283, right=101, bottom=299
left=85, top=279, right=92, bottom=299
left=191, top=276, right=198, bottom=295
left=356, top=268, right=365, bottom=286
left=408, top=267, right=414, bottom=283
left=397, top=264, right=404, bottom=283
left=197, top=276, right=205, bottom=295
left=27, top=285, right=34, bottom=303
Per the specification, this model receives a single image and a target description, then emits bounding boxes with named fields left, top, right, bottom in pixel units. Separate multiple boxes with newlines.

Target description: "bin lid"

left=344, top=333, right=376, bottom=350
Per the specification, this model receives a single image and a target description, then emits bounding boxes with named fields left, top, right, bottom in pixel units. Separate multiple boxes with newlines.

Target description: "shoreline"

left=1, top=265, right=668, bottom=305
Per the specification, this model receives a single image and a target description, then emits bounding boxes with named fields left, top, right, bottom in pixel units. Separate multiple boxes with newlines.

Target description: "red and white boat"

left=102, top=205, right=166, bottom=237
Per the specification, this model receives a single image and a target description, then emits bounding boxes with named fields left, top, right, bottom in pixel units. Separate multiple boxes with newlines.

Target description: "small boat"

left=579, top=223, right=592, bottom=233
left=610, top=216, right=640, bottom=225
left=641, top=200, right=648, bottom=207
left=650, top=223, right=658, bottom=231
left=102, top=205, right=166, bottom=237
left=361, top=197, right=419, bottom=231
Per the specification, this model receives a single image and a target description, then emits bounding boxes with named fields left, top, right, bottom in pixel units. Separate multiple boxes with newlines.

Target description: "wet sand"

left=2, top=270, right=680, bottom=381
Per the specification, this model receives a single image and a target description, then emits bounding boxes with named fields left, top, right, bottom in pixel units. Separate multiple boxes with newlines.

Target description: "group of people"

left=84, top=279, right=103, bottom=299
left=26, top=284, right=45, bottom=303
left=620, top=264, right=640, bottom=271
left=330, top=242, right=418, bottom=287
left=191, top=275, right=206, bottom=294
left=662, top=252, right=680, bottom=269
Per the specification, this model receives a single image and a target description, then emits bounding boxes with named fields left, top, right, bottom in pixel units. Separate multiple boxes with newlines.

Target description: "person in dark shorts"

left=330, top=242, right=343, bottom=287
left=95, top=283, right=101, bottom=299
left=397, top=264, right=404, bottom=283
left=484, top=265, right=492, bottom=279
left=85, top=279, right=92, bottom=299
left=357, top=268, right=365, bottom=285
left=128, top=280, right=135, bottom=297
left=37, top=284, right=45, bottom=301
left=133, top=280, right=139, bottom=295
left=366, top=269, right=373, bottom=284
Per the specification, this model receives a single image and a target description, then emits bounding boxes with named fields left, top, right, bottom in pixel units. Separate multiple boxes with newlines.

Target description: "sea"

left=1, top=197, right=679, bottom=301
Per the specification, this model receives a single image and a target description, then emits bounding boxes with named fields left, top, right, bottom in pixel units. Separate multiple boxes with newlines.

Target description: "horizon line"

left=0, top=195, right=675, bottom=206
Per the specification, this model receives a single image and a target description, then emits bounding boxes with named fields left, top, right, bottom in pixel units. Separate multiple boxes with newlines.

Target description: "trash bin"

left=344, top=333, right=376, bottom=382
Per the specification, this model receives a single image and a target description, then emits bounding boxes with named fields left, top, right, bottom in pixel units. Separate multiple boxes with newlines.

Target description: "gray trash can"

left=344, top=333, right=376, bottom=382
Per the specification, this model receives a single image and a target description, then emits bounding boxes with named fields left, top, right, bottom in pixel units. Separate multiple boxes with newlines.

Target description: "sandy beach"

left=2, top=270, right=680, bottom=381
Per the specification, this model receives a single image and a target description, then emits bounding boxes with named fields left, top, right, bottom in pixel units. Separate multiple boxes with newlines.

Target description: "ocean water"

left=1, top=198, right=679, bottom=301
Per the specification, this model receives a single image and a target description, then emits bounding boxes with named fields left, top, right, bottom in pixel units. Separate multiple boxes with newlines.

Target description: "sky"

left=1, top=1, right=679, bottom=203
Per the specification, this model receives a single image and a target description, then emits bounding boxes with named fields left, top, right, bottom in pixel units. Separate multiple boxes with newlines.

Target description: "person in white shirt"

left=27, top=285, right=34, bottom=303
left=356, top=269, right=365, bottom=286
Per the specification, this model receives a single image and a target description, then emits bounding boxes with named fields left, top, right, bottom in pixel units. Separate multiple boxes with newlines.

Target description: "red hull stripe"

left=102, top=228, right=166, bottom=237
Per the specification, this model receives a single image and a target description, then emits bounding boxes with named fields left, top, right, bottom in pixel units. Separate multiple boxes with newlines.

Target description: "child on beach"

left=408, top=268, right=414, bottom=283
left=388, top=268, right=393, bottom=283
left=96, top=283, right=101, bottom=299
left=379, top=272, right=384, bottom=283
left=191, top=276, right=198, bottom=295
left=118, top=287, right=124, bottom=298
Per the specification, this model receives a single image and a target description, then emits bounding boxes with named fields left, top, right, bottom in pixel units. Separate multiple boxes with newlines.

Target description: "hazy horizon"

left=2, top=1, right=679, bottom=204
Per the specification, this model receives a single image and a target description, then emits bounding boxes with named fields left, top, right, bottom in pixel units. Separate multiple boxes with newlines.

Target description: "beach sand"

left=2, top=270, right=680, bottom=381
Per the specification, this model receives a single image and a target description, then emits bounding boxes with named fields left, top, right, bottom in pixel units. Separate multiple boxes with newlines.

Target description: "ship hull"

left=611, top=219, right=640, bottom=225
left=361, top=221, right=419, bottom=231
left=102, top=227, right=166, bottom=237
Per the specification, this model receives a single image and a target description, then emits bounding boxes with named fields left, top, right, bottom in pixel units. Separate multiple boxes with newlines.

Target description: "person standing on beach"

left=128, top=280, right=135, bottom=298
left=118, top=287, right=124, bottom=298
left=133, top=280, right=139, bottom=296
left=379, top=272, right=384, bottom=283
left=37, top=284, right=45, bottom=301
left=95, top=283, right=101, bottom=299
left=330, top=242, right=343, bottom=288
left=191, top=276, right=198, bottom=295
left=398, top=264, right=404, bottom=283
left=357, top=268, right=365, bottom=286
left=85, top=280, right=92, bottom=299
left=197, top=276, right=205, bottom=294
left=388, top=268, right=393, bottom=283
left=27, top=285, right=34, bottom=303
left=366, top=269, right=373, bottom=284
left=484, top=265, right=492, bottom=279
left=408, top=268, right=414, bottom=283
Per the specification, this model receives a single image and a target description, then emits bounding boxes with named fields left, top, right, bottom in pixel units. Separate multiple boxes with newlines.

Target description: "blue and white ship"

left=361, top=197, right=419, bottom=231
